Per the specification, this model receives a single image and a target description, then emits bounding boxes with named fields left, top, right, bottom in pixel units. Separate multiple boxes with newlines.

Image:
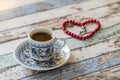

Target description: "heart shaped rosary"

left=62, top=19, right=101, bottom=40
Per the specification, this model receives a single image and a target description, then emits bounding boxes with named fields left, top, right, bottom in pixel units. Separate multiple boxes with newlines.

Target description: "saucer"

left=14, top=39, right=70, bottom=71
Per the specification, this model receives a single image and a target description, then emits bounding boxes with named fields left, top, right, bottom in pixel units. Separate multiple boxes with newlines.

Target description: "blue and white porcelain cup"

left=28, top=28, right=65, bottom=61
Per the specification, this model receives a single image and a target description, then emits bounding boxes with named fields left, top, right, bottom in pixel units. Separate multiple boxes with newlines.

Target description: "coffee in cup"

left=28, top=28, right=65, bottom=61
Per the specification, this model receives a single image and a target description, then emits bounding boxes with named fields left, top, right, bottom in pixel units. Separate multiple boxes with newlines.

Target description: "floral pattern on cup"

left=20, top=45, right=64, bottom=68
left=28, top=28, right=65, bottom=61
left=31, top=46, right=54, bottom=61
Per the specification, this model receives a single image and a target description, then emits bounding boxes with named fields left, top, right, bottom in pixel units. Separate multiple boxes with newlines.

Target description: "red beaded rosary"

left=62, top=19, right=101, bottom=40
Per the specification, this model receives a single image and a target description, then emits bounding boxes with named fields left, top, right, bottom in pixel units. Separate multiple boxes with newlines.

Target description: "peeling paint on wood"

left=20, top=50, right=120, bottom=80
left=0, top=0, right=120, bottom=80
left=0, top=38, right=119, bottom=80
left=66, top=24, right=120, bottom=49
left=0, top=3, right=120, bottom=44
left=73, top=64, right=120, bottom=80
left=68, top=37, right=120, bottom=63
left=0, top=23, right=120, bottom=56
left=0, top=0, right=120, bottom=32
left=0, top=0, right=85, bottom=21
left=0, top=25, right=119, bottom=66
left=0, top=0, right=46, bottom=11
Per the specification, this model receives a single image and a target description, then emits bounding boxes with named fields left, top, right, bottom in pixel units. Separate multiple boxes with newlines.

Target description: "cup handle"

left=54, top=38, right=66, bottom=50
left=53, top=38, right=66, bottom=58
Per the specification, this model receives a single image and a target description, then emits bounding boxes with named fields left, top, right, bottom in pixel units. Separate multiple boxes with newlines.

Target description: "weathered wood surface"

left=0, top=0, right=46, bottom=11
left=0, top=25, right=119, bottom=70
left=0, top=0, right=120, bottom=80
left=0, top=0, right=120, bottom=32
left=73, top=64, right=120, bottom=80
left=0, top=38, right=119, bottom=80
left=0, top=0, right=86, bottom=21
left=0, top=23, right=120, bottom=56
left=20, top=50, right=120, bottom=80
left=0, top=2, right=120, bottom=44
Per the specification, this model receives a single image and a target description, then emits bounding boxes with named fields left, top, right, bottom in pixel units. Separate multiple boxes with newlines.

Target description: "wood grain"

left=0, top=38, right=27, bottom=56
left=66, top=24, right=120, bottom=50
left=0, top=0, right=119, bottom=32
left=0, top=37, right=119, bottom=80
left=0, top=24, right=119, bottom=56
left=0, top=0, right=85, bottom=21
left=0, top=0, right=120, bottom=80
left=0, top=2, right=120, bottom=44
left=19, top=50, right=120, bottom=80
left=0, top=0, right=46, bottom=11
left=68, top=37, right=120, bottom=63
left=73, top=64, right=120, bottom=80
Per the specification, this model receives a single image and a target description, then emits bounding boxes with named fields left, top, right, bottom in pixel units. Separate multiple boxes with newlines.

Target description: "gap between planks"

left=0, top=24, right=120, bottom=56
left=0, top=0, right=85, bottom=21
left=73, top=63, right=120, bottom=80
left=0, top=0, right=119, bottom=32
left=0, top=37, right=119, bottom=80
left=0, top=2, right=120, bottom=44
left=19, top=49, right=120, bottom=80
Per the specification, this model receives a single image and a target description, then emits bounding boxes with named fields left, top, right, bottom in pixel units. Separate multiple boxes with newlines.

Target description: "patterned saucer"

left=14, top=39, right=70, bottom=71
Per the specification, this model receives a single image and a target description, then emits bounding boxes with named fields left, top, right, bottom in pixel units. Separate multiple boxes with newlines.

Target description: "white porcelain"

left=14, top=40, right=70, bottom=71
left=28, top=28, right=65, bottom=61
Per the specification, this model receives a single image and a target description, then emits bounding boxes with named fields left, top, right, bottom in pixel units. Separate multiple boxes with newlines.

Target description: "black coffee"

left=31, top=32, right=52, bottom=41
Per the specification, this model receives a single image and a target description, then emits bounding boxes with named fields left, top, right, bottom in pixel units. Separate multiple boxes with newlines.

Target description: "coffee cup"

left=28, top=28, right=65, bottom=61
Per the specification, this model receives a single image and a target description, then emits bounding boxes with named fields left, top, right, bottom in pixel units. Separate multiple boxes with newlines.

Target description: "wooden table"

left=0, top=0, right=120, bottom=80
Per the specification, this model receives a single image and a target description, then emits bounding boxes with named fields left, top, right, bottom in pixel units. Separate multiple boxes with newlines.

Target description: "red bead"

left=94, top=19, right=97, bottom=22
left=75, top=22, right=80, bottom=26
left=96, top=26, right=100, bottom=31
left=74, top=34, right=78, bottom=38
left=93, top=19, right=96, bottom=23
left=92, top=19, right=95, bottom=22
left=85, top=35, right=90, bottom=39
left=62, top=19, right=101, bottom=41
left=71, top=33, right=74, bottom=37
left=66, top=20, right=69, bottom=23
left=76, top=35, right=79, bottom=39
left=83, top=37, right=87, bottom=40
left=82, top=22, right=85, bottom=26
left=89, top=31, right=94, bottom=37
left=87, top=20, right=91, bottom=23
left=68, top=32, right=72, bottom=35
left=78, top=36, right=83, bottom=40
left=78, top=23, right=81, bottom=26
left=72, top=20, right=76, bottom=24
left=98, top=23, right=101, bottom=28
left=89, top=19, right=93, bottom=23
left=84, top=21, right=88, bottom=25
left=65, top=31, right=69, bottom=34
left=96, top=20, right=100, bottom=23
left=69, top=20, right=74, bottom=24
left=62, top=23, right=65, bottom=27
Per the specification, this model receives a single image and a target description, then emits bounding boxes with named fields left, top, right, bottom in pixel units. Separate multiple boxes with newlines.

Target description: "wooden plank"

left=1, top=3, right=120, bottom=44
left=0, top=0, right=119, bottom=32
left=0, top=37, right=119, bottom=80
left=0, top=0, right=85, bottom=21
left=0, top=36, right=119, bottom=70
left=73, top=65, right=120, bottom=80
left=0, top=3, right=79, bottom=32
left=0, top=38, right=27, bottom=56
left=0, top=65, right=39, bottom=80
left=19, top=50, right=120, bottom=80
left=0, top=54, right=17, bottom=70
left=66, top=24, right=120, bottom=50
left=0, top=24, right=120, bottom=56
left=0, top=0, right=46, bottom=11
left=68, top=38, right=120, bottom=63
